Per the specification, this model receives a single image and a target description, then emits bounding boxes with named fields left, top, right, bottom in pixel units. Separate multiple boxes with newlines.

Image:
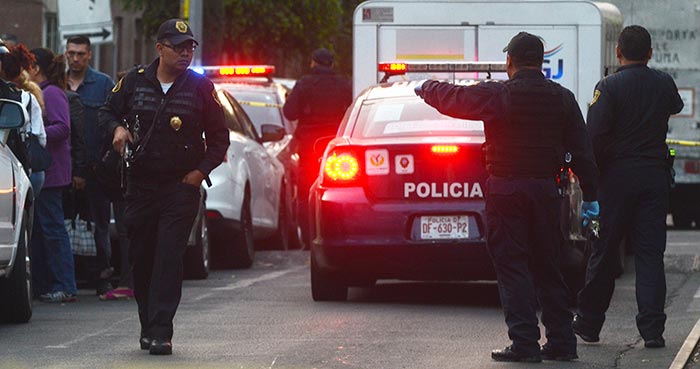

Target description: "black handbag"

left=26, top=133, right=52, bottom=172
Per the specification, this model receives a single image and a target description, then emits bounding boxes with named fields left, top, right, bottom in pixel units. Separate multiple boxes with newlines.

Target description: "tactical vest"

left=297, top=73, right=351, bottom=128
left=483, top=77, right=567, bottom=177
left=127, top=69, right=205, bottom=180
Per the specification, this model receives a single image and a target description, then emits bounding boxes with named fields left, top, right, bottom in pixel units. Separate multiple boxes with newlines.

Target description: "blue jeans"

left=31, top=186, right=77, bottom=295
left=29, top=171, right=45, bottom=197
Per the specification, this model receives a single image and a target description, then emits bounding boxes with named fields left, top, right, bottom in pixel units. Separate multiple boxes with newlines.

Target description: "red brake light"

left=431, top=145, right=459, bottom=154
left=324, top=152, right=359, bottom=181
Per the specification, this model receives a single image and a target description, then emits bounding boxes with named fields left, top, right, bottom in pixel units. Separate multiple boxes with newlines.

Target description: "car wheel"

left=672, top=208, right=693, bottom=229
left=267, top=188, right=290, bottom=250
left=183, top=215, right=210, bottom=280
left=230, top=190, right=255, bottom=269
left=0, top=212, right=32, bottom=323
left=311, top=252, right=347, bottom=301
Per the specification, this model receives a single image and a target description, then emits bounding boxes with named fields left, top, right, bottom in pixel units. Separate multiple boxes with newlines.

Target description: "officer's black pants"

left=577, top=165, right=669, bottom=340
left=485, top=176, right=575, bottom=355
left=123, top=181, right=200, bottom=341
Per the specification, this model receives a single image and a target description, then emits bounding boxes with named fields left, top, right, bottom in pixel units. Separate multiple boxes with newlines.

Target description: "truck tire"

left=0, top=214, right=32, bottom=323
left=183, top=216, right=210, bottom=280
left=672, top=209, right=693, bottom=229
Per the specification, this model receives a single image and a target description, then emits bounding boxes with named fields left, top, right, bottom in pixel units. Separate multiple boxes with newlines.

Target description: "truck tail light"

left=431, top=145, right=459, bottom=154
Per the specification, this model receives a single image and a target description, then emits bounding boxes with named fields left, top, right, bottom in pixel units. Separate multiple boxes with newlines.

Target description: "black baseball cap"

left=502, top=32, right=544, bottom=66
left=156, top=19, right=198, bottom=46
left=312, top=48, right=334, bottom=66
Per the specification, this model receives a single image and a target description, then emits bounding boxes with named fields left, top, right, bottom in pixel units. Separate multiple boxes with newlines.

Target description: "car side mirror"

left=0, top=99, right=26, bottom=129
left=260, top=124, right=286, bottom=143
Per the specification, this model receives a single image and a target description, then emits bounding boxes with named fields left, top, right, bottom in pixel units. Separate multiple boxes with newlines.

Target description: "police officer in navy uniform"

left=283, top=48, right=352, bottom=248
left=573, top=25, right=684, bottom=349
left=416, top=32, right=599, bottom=362
left=99, top=19, right=229, bottom=355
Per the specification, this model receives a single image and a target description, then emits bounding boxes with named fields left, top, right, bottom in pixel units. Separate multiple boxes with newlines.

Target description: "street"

left=1, top=230, right=700, bottom=369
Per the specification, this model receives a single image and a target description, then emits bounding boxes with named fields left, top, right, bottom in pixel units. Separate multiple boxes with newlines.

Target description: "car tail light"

left=321, top=149, right=361, bottom=186
left=431, top=145, right=459, bottom=154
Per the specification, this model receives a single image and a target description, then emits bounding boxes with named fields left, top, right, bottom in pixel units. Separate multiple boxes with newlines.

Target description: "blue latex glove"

left=581, top=200, right=600, bottom=228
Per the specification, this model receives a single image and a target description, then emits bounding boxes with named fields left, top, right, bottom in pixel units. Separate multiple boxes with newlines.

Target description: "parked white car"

left=0, top=98, right=34, bottom=323
left=205, top=88, right=286, bottom=268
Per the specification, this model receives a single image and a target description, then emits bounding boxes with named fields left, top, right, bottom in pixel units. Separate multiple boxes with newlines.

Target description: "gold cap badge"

left=170, top=116, right=183, bottom=131
left=175, top=21, right=188, bottom=33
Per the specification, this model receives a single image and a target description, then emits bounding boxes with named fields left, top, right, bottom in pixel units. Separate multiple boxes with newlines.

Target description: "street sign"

left=58, top=0, right=113, bottom=45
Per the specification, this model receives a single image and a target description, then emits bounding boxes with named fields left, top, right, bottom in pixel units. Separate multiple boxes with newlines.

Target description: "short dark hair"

left=66, top=35, right=91, bottom=50
left=618, top=25, right=651, bottom=61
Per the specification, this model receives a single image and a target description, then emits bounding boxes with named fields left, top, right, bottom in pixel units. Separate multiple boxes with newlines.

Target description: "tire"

left=0, top=213, right=32, bottom=323
left=268, top=188, right=290, bottom=250
left=230, top=191, right=255, bottom=269
left=183, top=216, right=210, bottom=280
left=311, top=252, right=347, bottom=301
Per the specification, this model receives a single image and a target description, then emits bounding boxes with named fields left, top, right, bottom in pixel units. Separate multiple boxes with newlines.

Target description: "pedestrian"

left=573, top=25, right=684, bottom=349
left=416, top=32, right=600, bottom=362
left=27, top=47, right=77, bottom=303
left=0, top=43, right=47, bottom=194
left=99, top=18, right=229, bottom=355
left=282, top=47, right=352, bottom=248
left=64, top=35, right=119, bottom=297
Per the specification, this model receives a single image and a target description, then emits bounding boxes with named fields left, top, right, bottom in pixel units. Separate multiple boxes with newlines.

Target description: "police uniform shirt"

left=99, top=59, right=229, bottom=182
left=586, top=63, right=684, bottom=172
left=421, top=69, right=599, bottom=201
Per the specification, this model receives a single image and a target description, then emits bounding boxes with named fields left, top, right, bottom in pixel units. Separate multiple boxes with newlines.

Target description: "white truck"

left=353, top=0, right=622, bottom=120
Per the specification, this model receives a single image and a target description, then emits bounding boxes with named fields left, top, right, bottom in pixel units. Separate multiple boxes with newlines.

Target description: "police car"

left=197, top=65, right=300, bottom=249
left=309, top=62, right=590, bottom=301
left=204, top=85, right=287, bottom=269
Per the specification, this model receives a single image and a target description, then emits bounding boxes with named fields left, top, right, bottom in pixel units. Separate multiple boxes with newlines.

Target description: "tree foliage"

left=117, top=0, right=366, bottom=77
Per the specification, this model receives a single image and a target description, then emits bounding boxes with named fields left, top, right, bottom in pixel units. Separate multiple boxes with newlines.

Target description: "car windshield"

left=225, top=90, right=284, bottom=134
left=353, top=96, right=484, bottom=138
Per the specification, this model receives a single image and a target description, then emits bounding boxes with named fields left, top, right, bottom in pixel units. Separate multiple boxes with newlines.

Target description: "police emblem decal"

left=590, top=89, right=601, bottom=106
left=170, top=116, right=183, bottom=131
left=176, top=21, right=188, bottom=33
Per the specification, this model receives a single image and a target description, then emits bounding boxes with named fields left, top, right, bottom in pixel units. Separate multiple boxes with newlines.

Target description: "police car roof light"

left=378, top=61, right=507, bottom=82
left=201, top=65, right=275, bottom=80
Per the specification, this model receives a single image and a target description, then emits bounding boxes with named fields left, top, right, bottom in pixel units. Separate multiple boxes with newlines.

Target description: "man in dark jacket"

left=283, top=48, right=352, bottom=247
left=99, top=19, right=229, bottom=355
left=573, top=25, right=684, bottom=349
left=417, top=32, right=599, bottom=362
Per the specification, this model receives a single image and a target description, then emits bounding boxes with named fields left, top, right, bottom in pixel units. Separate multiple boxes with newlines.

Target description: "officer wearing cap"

left=416, top=32, right=599, bottom=362
left=99, top=18, right=229, bottom=355
left=283, top=47, right=352, bottom=248
left=573, top=25, right=684, bottom=350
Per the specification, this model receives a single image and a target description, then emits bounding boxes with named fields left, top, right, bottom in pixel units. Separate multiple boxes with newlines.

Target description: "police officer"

left=98, top=19, right=229, bottom=355
left=283, top=48, right=352, bottom=248
left=573, top=25, right=684, bottom=349
left=416, top=32, right=599, bottom=362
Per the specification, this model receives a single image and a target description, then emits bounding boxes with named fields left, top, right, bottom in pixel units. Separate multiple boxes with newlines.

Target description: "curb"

left=669, top=316, right=700, bottom=369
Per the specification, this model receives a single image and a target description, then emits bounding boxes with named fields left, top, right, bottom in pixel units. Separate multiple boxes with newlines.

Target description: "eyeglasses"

left=161, top=43, right=197, bottom=54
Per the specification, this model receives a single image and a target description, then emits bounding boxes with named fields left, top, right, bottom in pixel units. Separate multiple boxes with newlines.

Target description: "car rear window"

left=224, top=89, right=284, bottom=133
left=354, top=97, right=484, bottom=138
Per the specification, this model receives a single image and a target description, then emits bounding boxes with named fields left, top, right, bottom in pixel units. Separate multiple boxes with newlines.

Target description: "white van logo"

left=404, top=182, right=483, bottom=198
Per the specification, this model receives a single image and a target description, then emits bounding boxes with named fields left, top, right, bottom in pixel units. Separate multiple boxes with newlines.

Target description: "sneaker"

left=39, top=291, right=77, bottom=303
left=99, top=287, right=134, bottom=301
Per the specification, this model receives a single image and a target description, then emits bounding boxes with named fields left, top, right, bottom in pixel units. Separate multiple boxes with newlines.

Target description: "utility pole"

left=180, top=0, right=203, bottom=66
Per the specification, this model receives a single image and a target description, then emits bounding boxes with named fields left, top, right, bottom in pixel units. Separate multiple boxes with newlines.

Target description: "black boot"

left=491, top=346, right=542, bottom=362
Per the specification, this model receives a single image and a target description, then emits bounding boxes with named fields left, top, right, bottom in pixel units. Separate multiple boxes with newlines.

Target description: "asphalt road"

left=1, top=230, right=700, bottom=369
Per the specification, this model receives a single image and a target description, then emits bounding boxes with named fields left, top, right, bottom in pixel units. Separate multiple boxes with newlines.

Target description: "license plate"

left=420, top=215, right=469, bottom=239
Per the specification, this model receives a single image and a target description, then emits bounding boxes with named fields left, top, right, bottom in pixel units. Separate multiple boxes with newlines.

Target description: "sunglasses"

left=161, top=43, right=197, bottom=53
